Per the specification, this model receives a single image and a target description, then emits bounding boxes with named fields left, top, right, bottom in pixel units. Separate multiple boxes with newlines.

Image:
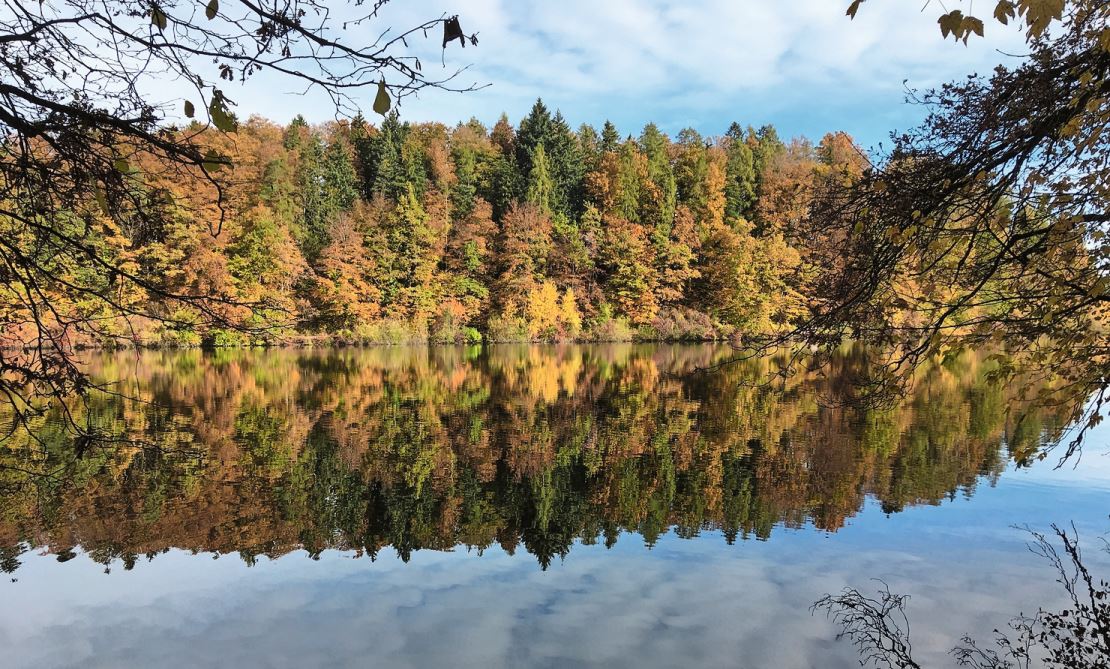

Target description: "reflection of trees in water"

left=0, top=344, right=1075, bottom=572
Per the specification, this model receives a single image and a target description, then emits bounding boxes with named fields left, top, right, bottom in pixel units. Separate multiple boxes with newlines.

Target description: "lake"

left=1, top=344, right=1107, bottom=668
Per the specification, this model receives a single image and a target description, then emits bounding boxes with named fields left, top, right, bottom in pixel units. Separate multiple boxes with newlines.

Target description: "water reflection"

left=0, top=344, right=1072, bottom=573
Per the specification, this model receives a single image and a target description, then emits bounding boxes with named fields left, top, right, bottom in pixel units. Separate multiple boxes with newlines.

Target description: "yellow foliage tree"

left=560, top=288, right=582, bottom=337
left=526, top=280, right=561, bottom=340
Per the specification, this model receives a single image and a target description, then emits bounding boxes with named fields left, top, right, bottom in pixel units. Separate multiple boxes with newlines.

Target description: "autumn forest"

left=3, top=99, right=868, bottom=349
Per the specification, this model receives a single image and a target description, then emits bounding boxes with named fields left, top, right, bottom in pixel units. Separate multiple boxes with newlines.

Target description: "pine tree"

left=392, top=183, right=436, bottom=320
left=724, top=122, right=757, bottom=220
left=577, top=123, right=601, bottom=171
left=368, top=111, right=409, bottom=201
left=545, top=111, right=583, bottom=219
left=750, top=123, right=786, bottom=213
left=349, top=113, right=377, bottom=200
left=674, top=128, right=709, bottom=222
left=400, top=130, right=430, bottom=199
left=295, top=133, right=328, bottom=260
left=449, top=123, right=490, bottom=220
left=615, top=141, right=648, bottom=223
left=485, top=153, right=520, bottom=223
left=283, top=114, right=309, bottom=150
left=516, top=98, right=553, bottom=178
left=324, top=137, right=358, bottom=212
left=600, top=120, right=620, bottom=153
left=260, top=157, right=296, bottom=226
left=639, top=123, right=677, bottom=234
left=296, top=133, right=358, bottom=262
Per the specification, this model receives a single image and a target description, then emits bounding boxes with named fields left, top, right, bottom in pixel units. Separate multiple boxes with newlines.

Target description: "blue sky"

left=215, top=1, right=1029, bottom=149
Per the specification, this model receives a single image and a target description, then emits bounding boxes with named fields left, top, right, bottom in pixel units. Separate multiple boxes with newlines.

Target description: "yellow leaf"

left=373, top=80, right=391, bottom=115
left=993, top=0, right=1015, bottom=24
left=151, top=5, right=167, bottom=30
left=963, top=16, right=985, bottom=39
left=938, top=10, right=964, bottom=39
left=208, top=89, right=237, bottom=132
left=202, top=148, right=230, bottom=172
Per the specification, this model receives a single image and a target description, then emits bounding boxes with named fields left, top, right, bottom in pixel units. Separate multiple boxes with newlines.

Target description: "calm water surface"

left=0, top=344, right=1107, bottom=668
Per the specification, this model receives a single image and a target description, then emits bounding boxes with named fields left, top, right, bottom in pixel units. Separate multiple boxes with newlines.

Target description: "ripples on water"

left=0, top=344, right=1106, bottom=668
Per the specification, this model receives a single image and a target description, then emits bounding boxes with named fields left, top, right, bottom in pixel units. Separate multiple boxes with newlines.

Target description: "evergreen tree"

left=349, top=113, right=378, bottom=200
left=283, top=114, right=309, bottom=150
left=750, top=123, right=786, bottom=210
left=724, top=122, right=757, bottom=220
left=400, top=130, right=430, bottom=199
left=368, top=111, right=409, bottom=201
left=600, top=120, right=620, bottom=153
left=296, top=133, right=358, bottom=262
left=674, top=128, right=707, bottom=204
left=451, top=141, right=480, bottom=219
left=23, top=101, right=875, bottom=344
left=392, top=183, right=436, bottom=320
left=615, top=141, right=647, bottom=224
left=545, top=111, right=584, bottom=218
left=260, top=158, right=296, bottom=226
left=295, top=133, right=328, bottom=260
left=577, top=123, right=601, bottom=171
left=484, top=154, right=520, bottom=223
left=639, top=123, right=677, bottom=231
left=323, top=137, right=358, bottom=213
left=516, top=98, right=553, bottom=178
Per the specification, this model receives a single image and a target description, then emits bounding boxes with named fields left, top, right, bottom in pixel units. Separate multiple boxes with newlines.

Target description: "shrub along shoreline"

left=51, top=308, right=740, bottom=350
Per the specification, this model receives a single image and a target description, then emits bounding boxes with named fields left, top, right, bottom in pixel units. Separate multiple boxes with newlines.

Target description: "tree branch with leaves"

left=0, top=0, right=480, bottom=445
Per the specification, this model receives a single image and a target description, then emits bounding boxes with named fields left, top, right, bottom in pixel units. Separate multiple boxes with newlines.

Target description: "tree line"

left=1, top=99, right=869, bottom=348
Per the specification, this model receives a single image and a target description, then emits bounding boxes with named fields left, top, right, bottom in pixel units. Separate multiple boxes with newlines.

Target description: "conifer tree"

left=600, top=120, right=621, bottom=153
left=724, top=122, right=757, bottom=221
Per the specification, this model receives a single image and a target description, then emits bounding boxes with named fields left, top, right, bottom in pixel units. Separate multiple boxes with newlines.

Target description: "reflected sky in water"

left=0, top=345, right=1107, bottom=668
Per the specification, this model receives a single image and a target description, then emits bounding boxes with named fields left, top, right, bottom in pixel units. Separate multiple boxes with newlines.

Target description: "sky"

left=210, top=0, right=1031, bottom=150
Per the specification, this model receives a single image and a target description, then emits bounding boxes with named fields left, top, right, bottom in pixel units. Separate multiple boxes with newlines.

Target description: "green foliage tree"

left=525, top=144, right=555, bottom=215
left=724, top=122, right=757, bottom=220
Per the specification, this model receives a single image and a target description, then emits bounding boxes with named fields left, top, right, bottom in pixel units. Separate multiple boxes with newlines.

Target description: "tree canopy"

left=807, top=0, right=1110, bottom=461
left=0, top=0, right=478, bottom=437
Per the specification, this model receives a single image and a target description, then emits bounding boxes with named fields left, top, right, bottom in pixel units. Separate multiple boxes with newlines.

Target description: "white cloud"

left=0, top=530, right=1091, bottom=669
left=1, top=454, right=1107, bottom=668
left=163, top=1, right=1027, bottom=146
